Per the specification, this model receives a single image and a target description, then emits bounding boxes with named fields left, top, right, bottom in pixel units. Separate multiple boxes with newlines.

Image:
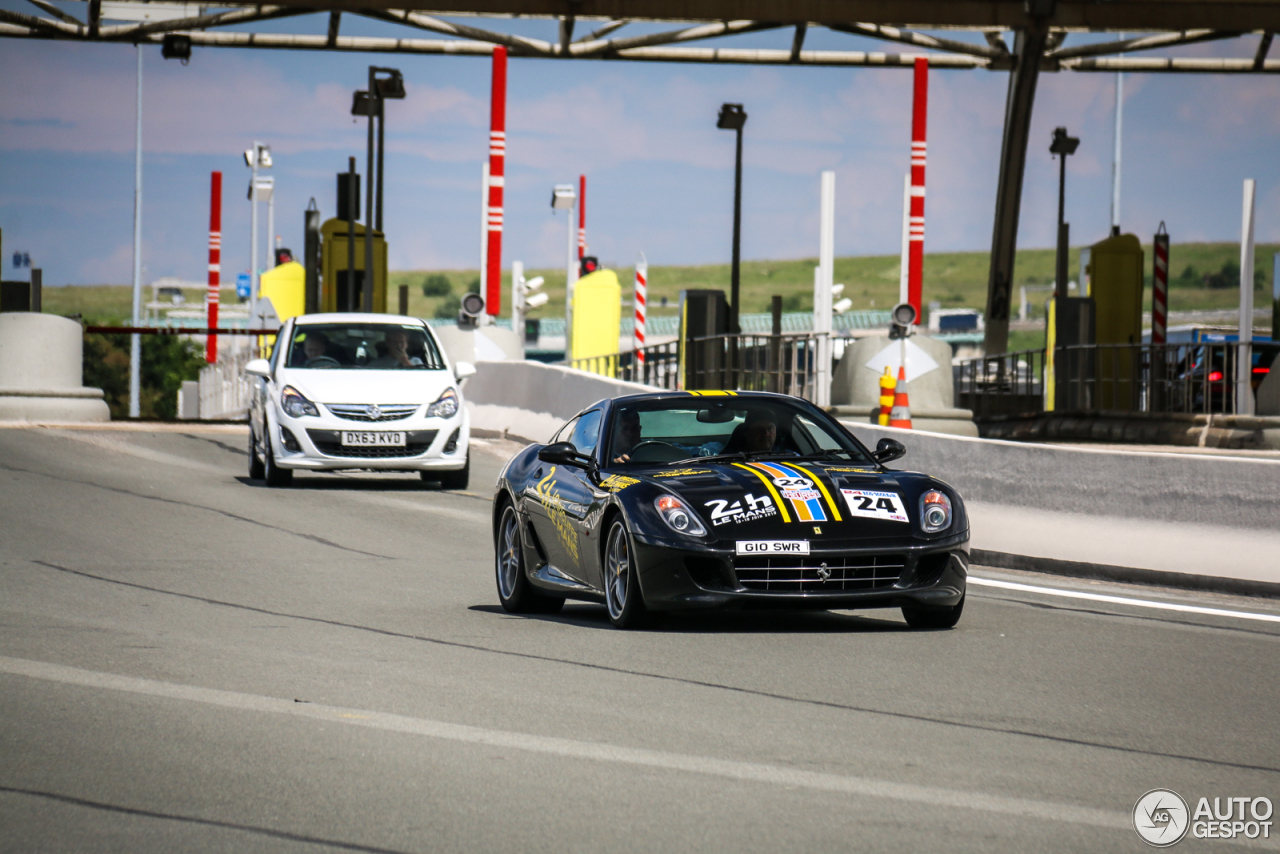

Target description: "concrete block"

left=0, top=313, right=108, bottom=422
left=177, top=380, right=200, bottom=420
left=434, top=325, right=524, bottom=366
left=831, top=332, right=959, bottom=411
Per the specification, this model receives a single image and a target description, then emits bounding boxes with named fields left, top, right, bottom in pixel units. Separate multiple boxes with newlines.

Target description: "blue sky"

left=2, top=6, right=1278, bottom=286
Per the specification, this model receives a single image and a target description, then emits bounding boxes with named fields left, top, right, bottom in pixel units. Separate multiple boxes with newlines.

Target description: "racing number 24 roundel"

left=841, top=489, right=908, bottom=523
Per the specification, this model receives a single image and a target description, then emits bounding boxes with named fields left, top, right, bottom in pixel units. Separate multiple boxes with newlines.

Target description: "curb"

left=972, top=549, right=1280, bottom=601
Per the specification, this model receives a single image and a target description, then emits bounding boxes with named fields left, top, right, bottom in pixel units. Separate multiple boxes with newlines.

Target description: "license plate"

left=736, top=540, right=810, bottom=556
left=341, top=431, right=406, bottom=447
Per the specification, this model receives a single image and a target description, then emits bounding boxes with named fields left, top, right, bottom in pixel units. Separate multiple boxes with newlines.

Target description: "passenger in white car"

left=368, top=328, right=424, bottom=369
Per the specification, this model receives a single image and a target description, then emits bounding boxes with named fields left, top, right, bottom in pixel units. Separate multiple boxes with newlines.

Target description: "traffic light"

left=458, top=292, right=485, bottom=330
left=580, top=256, right=600, bottom=277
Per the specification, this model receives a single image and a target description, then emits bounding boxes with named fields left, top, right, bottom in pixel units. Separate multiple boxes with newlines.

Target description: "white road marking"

left=0, top=655, right=1128, bottom=832
left=970, top=576, right=1280, bottom=624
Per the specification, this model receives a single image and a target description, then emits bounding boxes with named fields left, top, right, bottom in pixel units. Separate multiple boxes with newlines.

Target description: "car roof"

left=293, top=313, right=427, bottom=326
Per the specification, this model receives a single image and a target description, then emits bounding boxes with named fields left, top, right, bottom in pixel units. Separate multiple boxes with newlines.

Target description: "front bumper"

left=269, top=407, right=469, bottom=471
left=630, top=530, right=969, bottom=612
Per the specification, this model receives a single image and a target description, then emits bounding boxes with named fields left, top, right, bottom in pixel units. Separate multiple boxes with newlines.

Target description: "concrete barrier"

left=463, top=360, right=651, bottom=443
left=842, top=421, right=1280, bottom=531
left=0, top=313, right=109, bottom=422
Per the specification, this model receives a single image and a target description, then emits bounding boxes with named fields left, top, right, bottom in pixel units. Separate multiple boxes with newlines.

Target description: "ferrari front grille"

left=325, top=403, right=419, bottom=422
left=733, top=554, right=906, bottom=593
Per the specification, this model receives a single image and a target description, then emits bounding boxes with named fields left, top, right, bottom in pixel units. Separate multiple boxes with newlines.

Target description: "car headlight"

left=920, top=490, right=952, bottom=533
left=426, top=387, right=459, bottom=418
left=654, top=495, right=707, bottom=537
left=280, top=385, right=319, bottom=418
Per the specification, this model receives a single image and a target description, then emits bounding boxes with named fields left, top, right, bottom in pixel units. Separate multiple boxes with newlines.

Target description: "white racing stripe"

left=970, top=576, right=1280, bottom=624
left=0, top=655, right=1128, bottom=832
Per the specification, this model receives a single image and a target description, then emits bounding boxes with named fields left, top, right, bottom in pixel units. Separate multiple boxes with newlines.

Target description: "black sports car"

left=491, top=391, right=968, bottom=629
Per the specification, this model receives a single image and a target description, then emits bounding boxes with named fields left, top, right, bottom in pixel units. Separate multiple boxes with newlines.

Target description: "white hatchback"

left=245, top=313, right=474, bottom=488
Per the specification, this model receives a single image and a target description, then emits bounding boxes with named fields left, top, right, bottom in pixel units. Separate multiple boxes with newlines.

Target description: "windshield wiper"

left=761, top=450, right=859, bottom=462
left=668, top=452, right=747, bottom=466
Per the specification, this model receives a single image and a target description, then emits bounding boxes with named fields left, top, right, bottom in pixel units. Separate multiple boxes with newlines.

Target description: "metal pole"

left=250, top=139, right=259, bottom=323
left=634, top=253, right=647, bottom=364
left=565, top=197, right=576, bottom=360
left=346, top=156, right=356, bottom=312
left=363, top=66, right=376, bottom=313
left=1273, top=251, right=1280, bottom=342
left=1056, top=152, right=1068, bottom=301
left=267, top=186, right=275, bottom=270
left=303, top=199, right=319, bottom=315
left=578, top=174, right=587, bottom=260
left=129, top=45, right=143, bottom=419
left=1111, top=39, right=1125, bottom=231
left=1238, top=178, right=1256, bottom=415
left=816, top=170, right=835, bottom=408
left=486, top=46, right=507, bottom=317
left=982, top=23, right=1050, bottom=356
left=898, top=173, right=910, bottom=306
left=730, top=124, right=743, bottom=334
left=511, top=259, right=523, bottom=341
left=907, top=56, right=928, bottom=323
left=206, top=172, right=222, bottom=363
left=479, top=161, right=489, bottom=302
left=376, top=98, right=385, bottom=233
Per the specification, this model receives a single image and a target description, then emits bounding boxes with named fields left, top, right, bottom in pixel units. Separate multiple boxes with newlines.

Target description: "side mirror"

left=538, top=441, right=588, bottom=468
left=245, top=358, right=271, bottom=379
left=454, top=360, right=476, bottom=381
left=873, top=437, right=906, bottom=464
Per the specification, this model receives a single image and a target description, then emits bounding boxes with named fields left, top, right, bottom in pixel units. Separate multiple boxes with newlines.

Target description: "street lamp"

left=243, top=141, right=271, bottom=322
left=717, top=103, right=747, bottom=334
left=1050, top=126, right=1080, bottom=301
left=352, top=66, right=405, bottom=312
left=551, top=183, right=577, bottom=358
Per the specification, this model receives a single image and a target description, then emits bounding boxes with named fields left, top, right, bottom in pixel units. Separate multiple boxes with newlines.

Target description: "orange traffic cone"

left=888, top=365, right=913, bottom=429
left=877, top=366, right=895, bottom=426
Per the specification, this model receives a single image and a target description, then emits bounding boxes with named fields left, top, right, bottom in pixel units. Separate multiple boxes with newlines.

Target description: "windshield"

left=285, top=323, right=446, bottom=370
left=605, top=397, right=873, bottom=466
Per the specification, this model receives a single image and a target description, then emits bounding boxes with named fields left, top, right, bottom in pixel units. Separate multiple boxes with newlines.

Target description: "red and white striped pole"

left=1153, top=222, right=1169, bottom=345
left=907, top=56, right=928, bottom=324
left=485, top=46, right=507, bottom=316
left=578, top=174, right=587, bottom=260
left=206, top=171, right=221, bottom=363
left=634, top=253, right=647, bottom=364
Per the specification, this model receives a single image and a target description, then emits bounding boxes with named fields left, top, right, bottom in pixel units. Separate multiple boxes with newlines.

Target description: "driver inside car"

left=301, top=331, right=331, bottom=366
left=610, top=409, right=642, bottom=464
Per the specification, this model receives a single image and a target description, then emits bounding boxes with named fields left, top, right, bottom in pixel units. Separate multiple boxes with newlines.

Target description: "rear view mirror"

left=873, top=437, right=906, bottom=464
left=244, top=359, right=271, bottom=378
left=454, top=360, right=476, bottom=381
left=538, top=441, right=589, bottom=468
left=696, top=405, right=736, bottom=423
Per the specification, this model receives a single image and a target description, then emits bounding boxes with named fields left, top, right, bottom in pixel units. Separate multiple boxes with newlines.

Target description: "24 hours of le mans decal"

left=840, top=489, right=908, bottom=523
left=735, top=462, right=844, bottom=524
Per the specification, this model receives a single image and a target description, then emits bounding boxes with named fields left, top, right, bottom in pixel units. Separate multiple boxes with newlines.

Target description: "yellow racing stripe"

left=732, top=463, right=792, bottom=523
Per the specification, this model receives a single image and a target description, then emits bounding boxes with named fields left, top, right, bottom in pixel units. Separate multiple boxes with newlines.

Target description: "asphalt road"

left=2, top=425, right=1278, bottom=853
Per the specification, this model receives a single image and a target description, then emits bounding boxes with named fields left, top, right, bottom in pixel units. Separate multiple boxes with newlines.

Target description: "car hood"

left=277, top=366, right=455, bottom=406
left=622, top=459, right=952, bottom=544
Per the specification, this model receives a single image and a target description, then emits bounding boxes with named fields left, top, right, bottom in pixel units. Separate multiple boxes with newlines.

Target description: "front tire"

left=902, top=593, right=964, bottom=629
left=248, top=426, right=265, bottom=480
left=263, top=429, right=293, bottom=488
left=495, top=503, right=563, bottom=614
left=436, top=451, right=470, bottom=490
left=604, top=518, right=647, bottom=629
